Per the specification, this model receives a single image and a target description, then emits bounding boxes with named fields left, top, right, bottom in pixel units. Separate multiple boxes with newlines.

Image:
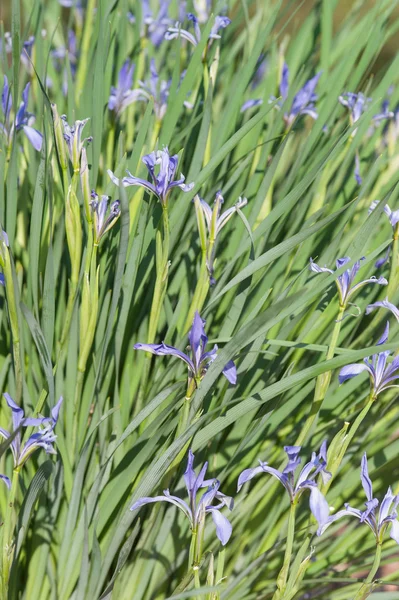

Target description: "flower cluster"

left=0, top=394, right=63, bottom=474
left=309, top=256, right=387, bottom=308
left=1, top=77, right=43, bottom=151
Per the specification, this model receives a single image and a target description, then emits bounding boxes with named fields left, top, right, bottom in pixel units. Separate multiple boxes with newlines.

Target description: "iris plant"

left=108, top=147, right=194, bottom=205
left=131, top=449, right=233, bottom=547
left=0, top=394, right=63, bottom=471
left=237, top=442, right=330, bottom=526
left=1, top=77, right=43, bottom=152
left=194, top=191, right=248, bottom=284
left=243, top=63, right=320, bottom=123
left=317, top=453, right=399, bottom=544
left=366, top=297, right=399, bottom=322
left=134, top=311, right=237, bottom=387
left=108, top=60, right=136, bottom=117
left=165, top=12, right=231, bottom=48
left=339, top=322, right=399, bottom=398
left=90, top=192, right=121, bottom=245
left=339, top=92, right=393, bottom=183
left=309, top=256, right=387, bottom=308
left=128, top=60, right=192, bottom=121
left=128, top=0, right=172, bottom=47
left=61, top=116, right=92, bottom=170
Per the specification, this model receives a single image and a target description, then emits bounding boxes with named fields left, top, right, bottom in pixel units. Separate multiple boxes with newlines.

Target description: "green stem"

left=147, top=204, right=170, bottom=344
left=353, top=543, right=382, bottom=600
left=106, top=119, right=116, bottom=172
left=273, top=502, right=296, bottom=600
left=214, top=548, right=225, bottom=600
left=2, top=469, right=19, bottom=597
left=203, top=61, right=212, bottom=167
left=72, top=368, right=85, bottom=456
left=322, top=395, right=374, bottom=495
left=184, top=251, right=209, bottom=333
left=387, top=233, right=399, bottom=301
left=295, top=304, right=345, bottom=446
left=74, top=0, right=96, bottom=105
left=136, top=205, right=170, bottom=412
left=3, top=251, right=22, bottom=403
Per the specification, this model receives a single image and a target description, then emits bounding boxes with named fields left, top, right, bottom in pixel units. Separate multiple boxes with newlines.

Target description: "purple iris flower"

left=368, top=201, right=399, bottom=267
left=309, top=256, right=388, bottom=308
left=131, top=449, right=233, bottom=545
left=61, top=115, right=92, bottom=170
left=127, top=60, right=193, bottom=121
left=339, top=322, right=399, bottom=397
left=0, top=394, right=63, bottom=470
left=339, top=93, right=393, bottom=184
left=0, top=33, right=35, bottom=73
left=108, top=147, right=194, bottom=205
left=90, top=191, right=121, bottom=244
left=317, top=453, right=399, bottom=544
left=51, top=30, right=78, bottom=96
left=252, top=54, right=268, bottom=89
left=108, top=60, right=136, bottom=117
left=369, top=200, right=399, bottom=229
left=0, top=77, right=43, bottom=151
left=270, top=63, right=321, bottom=128
left=366, top=298, right=399, bottom=323
left=195, top=191, right=247, bottom=284
left=134, top=311, right=237, bottom=386
left=339, top=92, right=394, bottom=127
left=240, top=99, right=263, bottom=113
left=165, top=12, right=231, bottom=47
left=128, top=0, right=172, bottom=47
left=237, top=442, right=331, bottom=528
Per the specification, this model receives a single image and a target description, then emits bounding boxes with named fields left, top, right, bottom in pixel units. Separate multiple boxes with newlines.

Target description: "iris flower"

left=165, top=12, right=231, bottom=48
left=61, top=116, right=92, bottom=170
left=131, top=449, right=233, bottom=545
left=51, top=30, right=79, bottom=96
left=339, top=92, right=393, bottom=184
left=108, top=60, right=136, bottom=117
left=369, top=200, right=399, bottom=229
left=90, top=191, right=121, bottom=245
left=134, top=311, right=237, bottom=386
left=366, top=298, right=399, bottom=322
left=128, top=59, right=193, bottom=121
left=0, top=394, right=63, bottom=470
left=265, top=63, right=321, bottom=127
left=309, top=256, right=387, bottom=308
left=194, top=191, right=248, bottom=284
left=0, top=34, right=35, bottom=73
left=339, top=322, right=399, bottom=397
left=317, top=453, right=399, bottom=544
left=1, top=77, right=43, bottom=151
left=108, top=147, right=194, bottom=205
left=128, top=0, right=172, bottom=47
left=237, top=442, right=330, bottom=528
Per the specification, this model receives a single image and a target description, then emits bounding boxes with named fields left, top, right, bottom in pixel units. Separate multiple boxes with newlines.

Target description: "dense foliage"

left=2, top=0, right=399, bottom=598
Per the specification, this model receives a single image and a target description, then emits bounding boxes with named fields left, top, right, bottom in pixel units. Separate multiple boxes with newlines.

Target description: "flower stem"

left=322, top=395, right=374, bottom=495
left=74, top=0, right=96, bottom=105
left=295, top=304, right=345, bottom=446
left=2, top=469, right=19, bottom=598
left=148, top=204, right=170, bottom=344
left=137, top=205, right=170, bottom=411
left=3, top=248, right=22, bottom=403
left=353, top=542, right=382, bottom=600
left=184, top=251, right=209, bottom=333
left=273, top=501, right=296, bottom=600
